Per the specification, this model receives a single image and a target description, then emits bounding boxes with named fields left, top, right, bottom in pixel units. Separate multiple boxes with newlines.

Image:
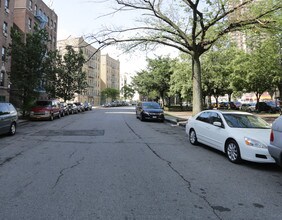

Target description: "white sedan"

left=185, top=110, right=275, bottom=164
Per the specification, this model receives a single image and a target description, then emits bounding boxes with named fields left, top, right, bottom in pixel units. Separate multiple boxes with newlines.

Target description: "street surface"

left=0, top=106, right=281, bottom=220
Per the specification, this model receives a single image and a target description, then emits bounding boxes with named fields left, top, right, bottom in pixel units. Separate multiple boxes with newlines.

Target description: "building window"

left=29, top=0, right=32, bottom=10
left=5, top=0, right=9, bottom=9
left=0, top=71, right=4, bottom=86
left=28, top=18, right=32, bottom=29
left=2, top=47, right=6, bottom=62
left=3, top=22, right=8, bottom=36
left=34, top=4, right=37, bottom=14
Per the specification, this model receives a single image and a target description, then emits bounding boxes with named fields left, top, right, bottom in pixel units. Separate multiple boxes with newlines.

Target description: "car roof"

left=200, top=110, right=253, bottom=115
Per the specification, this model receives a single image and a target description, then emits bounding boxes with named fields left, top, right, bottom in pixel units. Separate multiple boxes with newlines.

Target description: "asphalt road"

left=0, top=106, right=281, bottom=220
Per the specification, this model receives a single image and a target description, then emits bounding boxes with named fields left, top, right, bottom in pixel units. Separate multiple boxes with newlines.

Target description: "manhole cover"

left=31, top=130, right=105, bottom=136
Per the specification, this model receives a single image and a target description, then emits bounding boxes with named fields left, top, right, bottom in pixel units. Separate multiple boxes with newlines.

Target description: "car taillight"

left=270, top=129, right=274, bottom=142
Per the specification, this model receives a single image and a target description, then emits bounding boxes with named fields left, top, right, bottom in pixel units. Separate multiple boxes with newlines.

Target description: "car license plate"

left=152, top=116, right=157, bottom=119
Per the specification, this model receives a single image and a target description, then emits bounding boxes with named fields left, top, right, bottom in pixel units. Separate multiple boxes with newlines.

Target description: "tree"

left=121, top=84, right=135, bottom=100
left=101, top=88, right=120, bottom=102
left=201, top=43, right=242, bottom=106
left=132, top=57, right=174, bottom=104
left=146, top=56, right=174, bottom=106
left=44, top=46, right=88, bottom=101
left=132, top=70, right=157, bottom=100
left=169, top=54, right=193, bottom=106
left=90, top=0, right=282, bottom=114
left=9, top=27, right=49, bottom=116
left=243, top=38, right=280, bottom=104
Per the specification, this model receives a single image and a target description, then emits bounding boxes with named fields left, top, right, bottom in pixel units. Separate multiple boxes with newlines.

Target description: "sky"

left=42, top=0, right=178, bottom=75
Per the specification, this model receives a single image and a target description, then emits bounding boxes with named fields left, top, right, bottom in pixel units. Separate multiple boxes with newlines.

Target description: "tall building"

left=0, top=0, right=57, bottom=102
left=14, top=0, right=58, bottom=51
left=100, top=54, right=120, bottom=103
left=57, top=37, right=101, bottom=106
left=0, top=0, right=15, bottom=102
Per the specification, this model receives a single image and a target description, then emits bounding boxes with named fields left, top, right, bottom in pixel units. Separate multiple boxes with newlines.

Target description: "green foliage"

left=169, top=54, right=192, bottom=102
left=121, top=85, right=135, bottom=100
left=101, top=88, right=119, bottom=102
left=8, top=27, right=49, bottom=115
left=44, top=46, right=88, bottom=101
left=132, top=56, right=174, bottom=105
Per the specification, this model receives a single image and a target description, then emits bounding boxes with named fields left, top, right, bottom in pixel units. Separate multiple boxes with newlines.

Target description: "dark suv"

left=136, top=101, right=165, bottom=122
left=0, top=102, right=18, bottom=135
left=256, top=101, right=280, bottom=113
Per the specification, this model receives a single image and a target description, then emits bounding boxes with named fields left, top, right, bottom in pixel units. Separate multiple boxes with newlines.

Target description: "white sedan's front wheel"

left=226, top=140, right=241, bottom=163
left=189, top=129, right=198, bottom=145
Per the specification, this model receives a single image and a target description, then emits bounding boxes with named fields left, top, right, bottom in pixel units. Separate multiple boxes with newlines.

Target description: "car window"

left=36, top=101, right=52, bottom=107
left=7, top=103, right=15, bottom=112
left=223, top=114, right=270, bottom=129
left=209, top=112, right=223, bottom=125
left=142, top=102, right=161, bottom=109
left=0, top=104, right=9, bottom=115
left=196, top=112, right=211, bottom=123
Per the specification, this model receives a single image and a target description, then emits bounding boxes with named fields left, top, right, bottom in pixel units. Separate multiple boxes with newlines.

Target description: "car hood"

left=231, top=128, right=271, bottom=145
left=143, top=108, right=163, bottom=113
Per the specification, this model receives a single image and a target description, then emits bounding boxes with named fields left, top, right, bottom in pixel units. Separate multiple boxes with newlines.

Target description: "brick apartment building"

left=0, top=0, right=15, bottom=102
left=57, top=37, right=102, bottom=106
left=0, top=0, right=57, bottom=102
left=100, top=54, right=120, bottom=104
left=14, top=0, right=58, bottom=51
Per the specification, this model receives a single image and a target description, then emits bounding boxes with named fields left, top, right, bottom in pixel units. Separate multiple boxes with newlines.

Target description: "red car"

left=30, top=99, right=61, bottom=121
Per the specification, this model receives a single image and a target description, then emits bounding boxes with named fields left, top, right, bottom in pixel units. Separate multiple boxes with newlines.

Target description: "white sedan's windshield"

left=223, top=114, right=270, bottom=129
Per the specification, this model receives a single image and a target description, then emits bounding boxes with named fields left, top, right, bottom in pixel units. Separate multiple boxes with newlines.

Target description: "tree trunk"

left=192, top=55, right=203, bottom=115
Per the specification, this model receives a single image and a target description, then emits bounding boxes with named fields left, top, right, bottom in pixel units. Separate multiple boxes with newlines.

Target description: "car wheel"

left=9, top=122, right=16, bottom=135
left=226, top=140, right=241, bottom=163
left=189, top=129, right=198, bottom=145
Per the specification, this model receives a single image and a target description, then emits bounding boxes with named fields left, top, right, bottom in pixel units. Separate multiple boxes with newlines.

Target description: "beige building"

left=57, top=37, right=101, bottom=106
left=100, top=54, right=120, bottom=103
left=1, top=0, right=15, bottom=102
left=14, top=0, right=58, bottom=51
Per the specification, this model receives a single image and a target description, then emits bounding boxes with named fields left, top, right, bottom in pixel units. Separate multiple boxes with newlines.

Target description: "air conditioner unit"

left=5, top=8, right=10, bottom=14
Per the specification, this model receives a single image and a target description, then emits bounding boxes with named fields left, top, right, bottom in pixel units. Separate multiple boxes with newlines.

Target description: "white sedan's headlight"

left=244, top=137, right=267, bottom=149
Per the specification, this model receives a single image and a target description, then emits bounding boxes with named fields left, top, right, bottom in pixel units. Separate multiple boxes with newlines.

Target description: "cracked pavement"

left=0, top=106, right=281, bottom=220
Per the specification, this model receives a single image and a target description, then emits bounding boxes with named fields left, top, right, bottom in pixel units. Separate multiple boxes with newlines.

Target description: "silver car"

left=269, top=116, right=282, bottom=166
left=0, top=102, right=18, bottom=136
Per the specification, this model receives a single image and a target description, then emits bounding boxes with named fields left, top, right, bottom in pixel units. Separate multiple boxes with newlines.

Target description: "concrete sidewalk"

left=164, top=110, right=280, bottom=126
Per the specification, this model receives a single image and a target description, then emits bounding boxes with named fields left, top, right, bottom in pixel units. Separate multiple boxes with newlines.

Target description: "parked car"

left=0, top=102, right=18, bottom=136
left=185, top=110, right=274, bottom=164
left=240, top=103, right=256, bottom=112
left=30, top=99, right=61, bottom=121
left=59, top=102, right=69, bottom=117
left=256, top=101, right=280, bottom=113
left=269, top=116, right=282, bottom=166
left=84, top=102, right=93, bottom=111
left=136, top=101, right=165, bottom=122
left=67, top=103, right=78, bottom=114
left=73, top=102, right=85, bottom=112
